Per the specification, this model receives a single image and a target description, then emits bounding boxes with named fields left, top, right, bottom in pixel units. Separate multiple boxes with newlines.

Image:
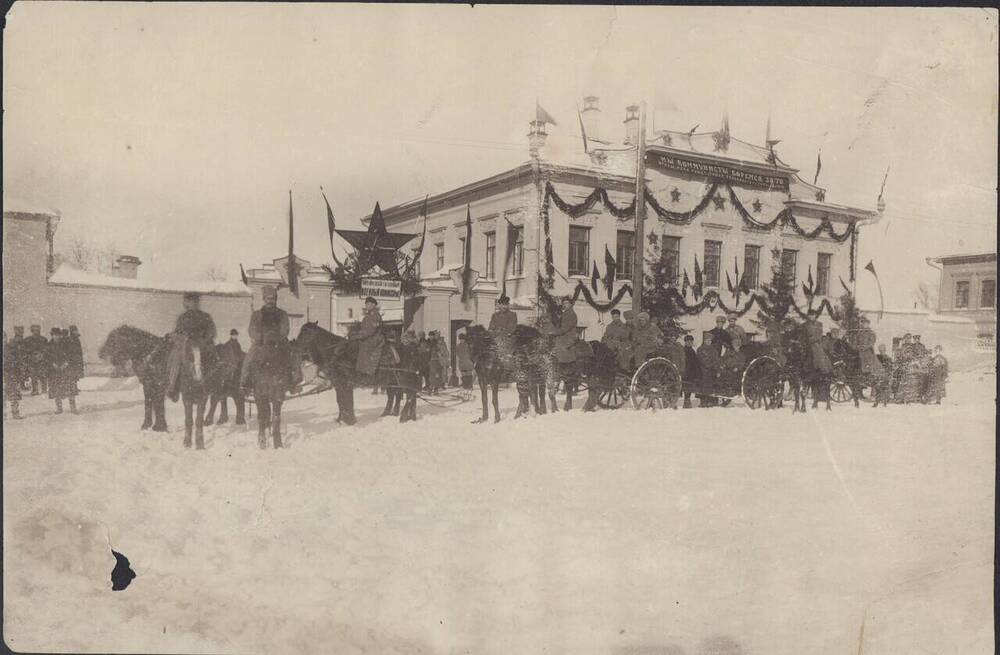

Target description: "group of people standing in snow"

left=3, top=324, right=85, bottom=418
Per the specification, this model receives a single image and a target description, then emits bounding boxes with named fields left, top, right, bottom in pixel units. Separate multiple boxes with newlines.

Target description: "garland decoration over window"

left=536, top=274, right=840, bottom=321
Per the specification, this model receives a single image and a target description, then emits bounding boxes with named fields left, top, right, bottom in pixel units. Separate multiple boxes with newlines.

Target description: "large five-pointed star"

left=335, top=202, right=416, bottom=276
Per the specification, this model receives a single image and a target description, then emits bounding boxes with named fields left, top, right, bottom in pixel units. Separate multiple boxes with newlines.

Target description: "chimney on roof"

left=528, top=119, right=547, bottom=159
left=112, top=255, right=141, bottom=279
left=624, top=104, right=640, bottom=146
left=581, top=96, right=602, bottom=145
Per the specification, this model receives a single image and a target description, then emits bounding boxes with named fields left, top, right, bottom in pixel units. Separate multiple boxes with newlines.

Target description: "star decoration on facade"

left=712, top=195, right=726, bottom=210
left=670, top=187, right=681, bottom=203
left=752, top=198, right=762, bottom=213
left=712, top=130, right=731, bottom=152
left=335, top=202, right=416, bottom=276
left=647, top=232, right=659, bottom=245
left=815, top=190, right=826, bottom=202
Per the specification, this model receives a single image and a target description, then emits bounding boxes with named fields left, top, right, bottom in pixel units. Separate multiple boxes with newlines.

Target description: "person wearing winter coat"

left=719, top=339, right=746, bottom=397
left=602, top=309, right=631, bottom=370
left=427, top=331, right=450, bottom=393
left=552, top=296, right=579, bottom=365
left=680, top=335, right=701, bottom=408
left=66, top=325, right=85, bottom=382
left=352, top=297, right=385, bottom=380
left=23, top=325, right=50, bottom=395
left=696, top=333, right=722, bottom=407
left=47, top=328, right=79, bottom=414
left=630, top=312, right=663, bottom=365
left=455, top=333, right=475, bottom=389
left=924, top=345, right=948, bottom=404
left=707, top=315, right=732, bottom=356
left=4, top=331, right=24, bottom=419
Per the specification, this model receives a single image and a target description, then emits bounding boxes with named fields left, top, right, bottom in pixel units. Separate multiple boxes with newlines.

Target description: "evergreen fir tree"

left=836, top=291, right=869, bottom=347
left=642, top=235, right=688, bottom=341
left=750, top=247, right=800, bottom=334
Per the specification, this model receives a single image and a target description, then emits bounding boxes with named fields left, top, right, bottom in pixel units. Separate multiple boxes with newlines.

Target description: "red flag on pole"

left=287, top=190, right=299, bottom=297
left=461, top=205, right=473, bottom=302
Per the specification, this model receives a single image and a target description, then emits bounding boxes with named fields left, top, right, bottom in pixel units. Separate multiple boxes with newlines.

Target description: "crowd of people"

left=3, top=324, right=85, bottom=419
left=2, top=291, right=952, bottom=425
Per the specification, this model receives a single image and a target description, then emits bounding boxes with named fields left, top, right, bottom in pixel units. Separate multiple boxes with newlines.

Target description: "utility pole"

left=631, top=101, right=648, bottom=312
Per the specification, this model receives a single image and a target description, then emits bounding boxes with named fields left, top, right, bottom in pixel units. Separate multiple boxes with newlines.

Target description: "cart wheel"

left=830, top=381, right=854, bottom=403
left=742, top=356, right=785, bottom=410
left=630, top=358, right=682, bottom=410
left=597, top=374, right=630, bottom=409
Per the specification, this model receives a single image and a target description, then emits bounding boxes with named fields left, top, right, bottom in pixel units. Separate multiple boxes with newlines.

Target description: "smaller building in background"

left=927, top=252, right=996, bottom=348
left=242, top=256, right=406, bottom=340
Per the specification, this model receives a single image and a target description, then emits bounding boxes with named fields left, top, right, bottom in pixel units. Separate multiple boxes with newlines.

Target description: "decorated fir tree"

left=836, top=291, right=869, bottom=346
left=750, top=247, right=799, bottom=334
left=641, top=235, right=688, bottom=341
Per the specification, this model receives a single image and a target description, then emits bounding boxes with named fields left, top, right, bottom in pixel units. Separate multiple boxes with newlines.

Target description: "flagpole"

left=632, top=101, right=647, bottom=312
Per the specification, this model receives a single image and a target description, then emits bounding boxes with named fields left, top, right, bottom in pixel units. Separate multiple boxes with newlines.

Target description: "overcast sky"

left=4, top=4, right=997, bottom=309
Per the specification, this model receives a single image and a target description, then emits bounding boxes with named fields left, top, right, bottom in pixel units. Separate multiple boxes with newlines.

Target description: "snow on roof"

left=49, top=264, right=251, bottom=296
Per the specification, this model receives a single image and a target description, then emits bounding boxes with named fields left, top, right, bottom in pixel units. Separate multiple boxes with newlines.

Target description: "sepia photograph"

left=2, top=4, right=997, bottom=654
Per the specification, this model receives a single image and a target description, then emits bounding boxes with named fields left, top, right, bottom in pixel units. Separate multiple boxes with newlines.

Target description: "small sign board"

left=361, top=277, right=402, bottom=299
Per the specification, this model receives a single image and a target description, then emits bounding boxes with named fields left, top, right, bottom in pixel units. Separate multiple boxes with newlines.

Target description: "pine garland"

left=542, top=179, right=857, bottom=241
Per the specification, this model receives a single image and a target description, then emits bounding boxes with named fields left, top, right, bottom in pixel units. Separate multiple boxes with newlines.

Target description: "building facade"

left=926, top=252, right=997, bottom=347
left=371, top=98, right=880, bottom=360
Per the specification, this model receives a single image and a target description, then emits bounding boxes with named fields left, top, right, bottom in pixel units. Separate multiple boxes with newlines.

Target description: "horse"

left=168, top=334, right=221, bottom=449
left=99, top=325, right=172, bottom=431
left=204, top=343, right=246, bottom=426
left=243, top=340, right=297, bottom=448
left=294, top=322, right=416, bottom=426
left=780, top=322, right=833, bottom=412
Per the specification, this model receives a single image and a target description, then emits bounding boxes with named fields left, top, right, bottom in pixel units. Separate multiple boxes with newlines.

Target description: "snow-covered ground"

left=3, top=364, right=995, bottom=655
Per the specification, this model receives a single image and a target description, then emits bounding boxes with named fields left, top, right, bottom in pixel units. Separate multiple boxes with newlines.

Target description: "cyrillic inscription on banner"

left=360, top=278, right=402, bottom=299
left=646, top=151, right=789, bottom=191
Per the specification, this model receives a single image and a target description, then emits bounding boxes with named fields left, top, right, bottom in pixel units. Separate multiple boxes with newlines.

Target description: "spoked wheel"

left=630, top=358, right=682, bottom=410
left=597, top=374, right=630, bottom=409
left=830, top=380, right=854, bottom=403
left=742, top=356, right=786, bottom=410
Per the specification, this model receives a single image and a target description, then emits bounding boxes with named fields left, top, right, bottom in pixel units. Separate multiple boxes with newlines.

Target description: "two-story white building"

left=363, top=98, right=881, bottom=359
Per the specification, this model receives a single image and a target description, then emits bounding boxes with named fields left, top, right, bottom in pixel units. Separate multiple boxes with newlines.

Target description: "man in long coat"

left=696, top=333, right=722, bottom=406
left=167, top=292, right=217, bottom=401
left=352, top=296, right=385, bottom=380
left=4, top=331, right=24, bottom=419
left=552, top=296, right=578, bottom=366
left=240, top=286, right=299, bottom=391
left=67, top=325, right=85, bottom=383
left=455, top=333, right=475, bottom=389
left=602, top=309, right=631, bottom=370
left=23, top=324, right=49, bottom=395
left=681, top=334, right=700, bottom=408
left=47, top=328, right=79, bottom=414
left=488, top=295, right=518, bottom=370
left=803, top=317, right=832, bottom=375
left=725, top=313, right=748, bottom=351
left=630, top=311, right=664, bottom=365
left=707, top=316, right=732, bottom=356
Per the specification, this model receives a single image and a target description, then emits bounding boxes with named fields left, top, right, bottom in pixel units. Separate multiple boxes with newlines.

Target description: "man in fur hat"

left=167, top=292, right=217, bottom=401
left=240, top=285, right=300, bottom=391
left=351, top=296, right=385, bottom=381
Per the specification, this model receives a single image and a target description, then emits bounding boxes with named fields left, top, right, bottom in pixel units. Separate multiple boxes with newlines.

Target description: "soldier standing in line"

left=23, top=324, right=49, bottom=395
left=11, top=326, right=28, bottom=391
left=4, top=331, right=24, bottom=420
left=47, top=328, right=79, bottom=415
left=455, top=333, right=475, bottom=389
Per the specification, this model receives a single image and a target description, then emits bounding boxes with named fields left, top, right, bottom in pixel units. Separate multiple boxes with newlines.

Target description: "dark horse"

left=204, top=344, right=246, bottom=426
left=243, top=342, right=298, bottom=449
left=779, top=323, right=832, bottom=413
left=168, top=335, right=222, bottom=449
left=466, top=324, right=556, bottom=423
left=100, top=326, right=171, bottom=431
left=293, top=322, right=418, bottom=426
